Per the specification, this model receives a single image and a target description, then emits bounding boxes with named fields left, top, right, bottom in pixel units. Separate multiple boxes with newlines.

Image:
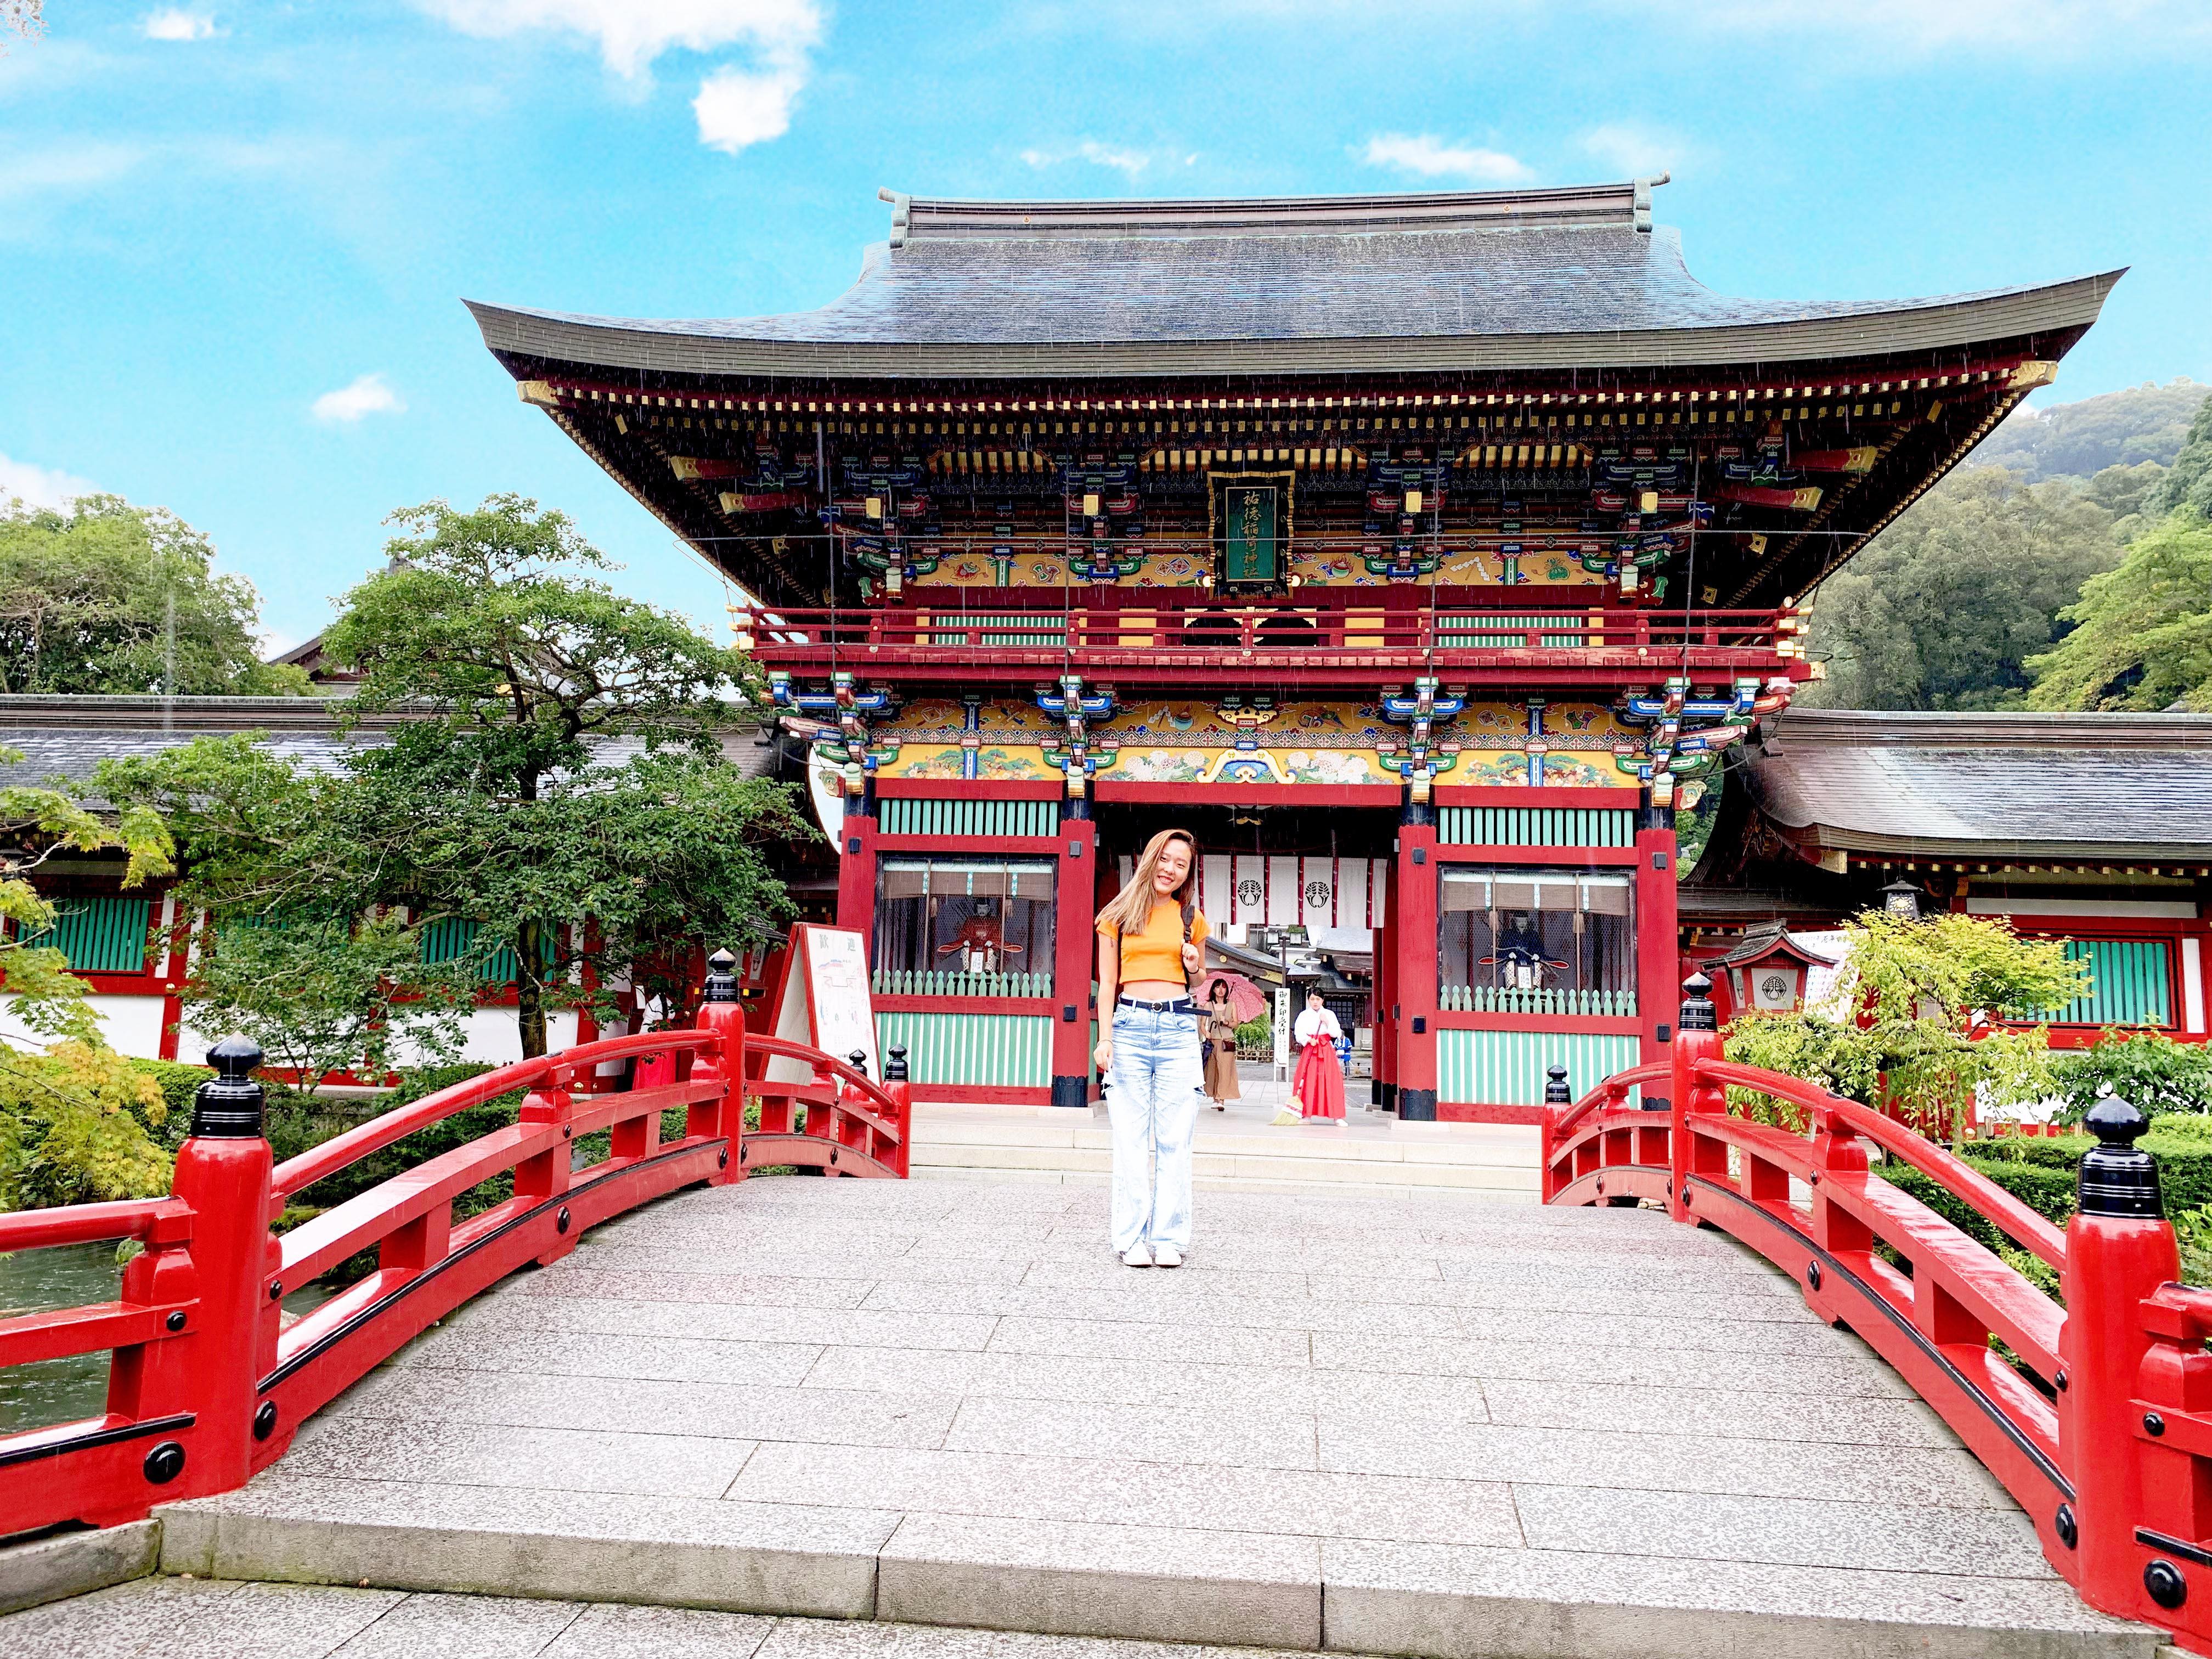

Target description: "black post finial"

left=1544, top=1063, right=1571, bottom=1106
left=2078, top=1095, right=2163, bottom=1218
left=191, top=1036, right=266, bottom=1139
left=703, top=949, right=740, bottom=1004
left=1679, top=971, right=1717, bottom=1032
left=885, top=1045, right=910, bottom=1083
left=849, top=1050, right=869, bottom=1078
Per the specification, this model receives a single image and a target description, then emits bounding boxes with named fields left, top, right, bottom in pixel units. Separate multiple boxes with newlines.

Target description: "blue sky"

left=3, top=1, right=2209, bottom=650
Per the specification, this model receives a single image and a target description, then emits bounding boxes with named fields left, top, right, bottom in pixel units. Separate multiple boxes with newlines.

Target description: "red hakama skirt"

left=1291, top=1036, right=1346, bottom=1120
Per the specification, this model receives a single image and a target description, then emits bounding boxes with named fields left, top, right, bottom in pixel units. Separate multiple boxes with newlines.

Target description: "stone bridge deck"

left=98, top=1178, right=2150, bottom=1658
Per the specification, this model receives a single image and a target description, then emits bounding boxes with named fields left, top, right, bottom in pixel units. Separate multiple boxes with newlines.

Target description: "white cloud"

left=142, top=9, right=217, bottom=40
left=1361, top=133, right=1532, bottom=185
left=1578, top=122, right=1678, bottom=179
left=312, top=373, right=405, bottom=423
left=1019, top=140, right=1166, bottom=179
left=0, top=454, right=98, bottom=511
left=415, top=0, right=821, bottom=153
left=693, top=61, right=804, bottom=151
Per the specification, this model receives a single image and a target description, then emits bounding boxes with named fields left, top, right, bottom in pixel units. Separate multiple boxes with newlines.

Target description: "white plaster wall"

left=1, top=993, right=168, bottom=1058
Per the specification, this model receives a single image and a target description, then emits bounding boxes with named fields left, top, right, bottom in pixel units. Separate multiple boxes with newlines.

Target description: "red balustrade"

left=1542, top=972, right=2212, bottom=1654
left=0, top=966, right=911, bottom=1537
left=740, top=600, right=1788, bottom=684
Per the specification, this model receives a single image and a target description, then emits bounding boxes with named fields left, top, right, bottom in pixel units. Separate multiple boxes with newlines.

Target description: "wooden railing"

left=1542, top=972, right=2212, bottom=1650
left=740, top=600, right=1788, bottom=675
left=0, top=961, right=909, bottom=1536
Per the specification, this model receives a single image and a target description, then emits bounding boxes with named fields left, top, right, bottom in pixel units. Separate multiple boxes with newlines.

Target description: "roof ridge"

left=878, top=178, right=1666, bottom=245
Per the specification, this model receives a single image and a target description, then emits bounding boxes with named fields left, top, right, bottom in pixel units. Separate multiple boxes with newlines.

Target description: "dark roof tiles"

left=466, top=183, right=2120, bottom=379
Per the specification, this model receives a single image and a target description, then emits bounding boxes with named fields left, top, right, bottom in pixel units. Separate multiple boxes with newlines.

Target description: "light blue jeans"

left=1105, top=1001, right=1204, bottom=1252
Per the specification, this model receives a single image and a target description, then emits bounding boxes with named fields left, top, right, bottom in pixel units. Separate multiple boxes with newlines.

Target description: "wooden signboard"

left=1223, top=483, right=1279, bottom=583
left=768, top=924, right=880, bottom=1085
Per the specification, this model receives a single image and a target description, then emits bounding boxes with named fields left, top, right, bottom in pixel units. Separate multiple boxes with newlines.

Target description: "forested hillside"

left=1799, top=378, right=2209, bottom=711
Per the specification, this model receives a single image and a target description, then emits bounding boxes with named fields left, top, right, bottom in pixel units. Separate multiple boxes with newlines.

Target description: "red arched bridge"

left=3, top=966, right=2209, bottom=1655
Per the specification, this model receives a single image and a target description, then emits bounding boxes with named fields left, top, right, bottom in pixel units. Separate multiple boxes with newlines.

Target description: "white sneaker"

left=1121, top=1244, right=1153, bottom=1267
left=1152, top=1244, right=1183, bottom=1268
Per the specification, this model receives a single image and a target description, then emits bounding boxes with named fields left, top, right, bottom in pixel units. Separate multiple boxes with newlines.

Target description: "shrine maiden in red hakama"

left=1289, top=992, right=1346, bottom=1121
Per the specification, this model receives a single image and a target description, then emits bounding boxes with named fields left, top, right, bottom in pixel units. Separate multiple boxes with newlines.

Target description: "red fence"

left=741, top=600, right=1788, bottom=681
left=0, top=958, right=909, bottom=1537
left=1543, top=972, right=2212, bottom=1652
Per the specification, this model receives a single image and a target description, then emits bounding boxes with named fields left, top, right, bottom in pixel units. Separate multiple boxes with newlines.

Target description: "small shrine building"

left=467, top=178, right=2116, bottom=1119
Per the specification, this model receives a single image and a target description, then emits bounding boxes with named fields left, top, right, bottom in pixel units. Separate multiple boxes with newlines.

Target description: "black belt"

left=1118, top=996, right=1195, bottom=1013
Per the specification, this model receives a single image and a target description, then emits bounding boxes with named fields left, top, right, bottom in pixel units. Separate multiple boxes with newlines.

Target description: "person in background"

left=1094, top=828, right=1208, bottom=1267
left=1201, top=979, right=1242, bottom=1111
left=1279, top=990, right=1346, bottom=1125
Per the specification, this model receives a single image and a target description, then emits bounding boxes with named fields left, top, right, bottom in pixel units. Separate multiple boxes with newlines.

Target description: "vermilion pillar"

left=1634, top=800, right=1680, bottom=1071
left=1052, top=797, right=1098, bottom=1109
left=836, top=778, right=878, bottom=950
left=1372, top=889, right=1397, bottom=1113
left=1394, top=787, right=1440, bottom=1121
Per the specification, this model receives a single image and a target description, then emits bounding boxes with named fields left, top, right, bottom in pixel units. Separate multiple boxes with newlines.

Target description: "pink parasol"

left=1193, top=970, right=1270, bottom=1024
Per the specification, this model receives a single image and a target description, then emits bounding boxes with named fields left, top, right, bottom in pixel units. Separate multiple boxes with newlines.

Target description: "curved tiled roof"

left=465, top=182, right=2121, bottom=380
left=1745, top=708, right=2212, bottom=860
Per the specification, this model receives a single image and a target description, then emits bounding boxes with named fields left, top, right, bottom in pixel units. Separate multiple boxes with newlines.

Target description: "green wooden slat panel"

left=1438, top=808, right=1636, bottom=847
left=876, top=1011, right=1052, bottom=1088
left=1437, top=1028, right=1642, bottom=1106
left=881, top=797, right=1057, bottom=837
left=2042, top=938, right=2171, bottom=1026
left=25, top=895, right=153, bottom=973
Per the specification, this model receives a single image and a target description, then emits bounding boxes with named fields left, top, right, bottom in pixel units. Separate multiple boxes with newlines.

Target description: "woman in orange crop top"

left=1094, top=828, right=1209, bottom=1268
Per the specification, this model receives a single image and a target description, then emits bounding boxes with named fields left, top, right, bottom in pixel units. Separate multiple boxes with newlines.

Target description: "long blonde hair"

left=1098, top=827, right=1199, bottom=938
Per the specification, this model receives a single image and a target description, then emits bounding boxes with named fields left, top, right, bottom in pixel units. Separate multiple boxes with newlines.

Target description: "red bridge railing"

left=1543, top=971, right=2212, bottom=1650
left=0, top=951, right=909, bottom=1537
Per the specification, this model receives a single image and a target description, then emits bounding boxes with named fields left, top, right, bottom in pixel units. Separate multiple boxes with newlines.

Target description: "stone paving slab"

left=140, top=1176, right=2160, bottom=1659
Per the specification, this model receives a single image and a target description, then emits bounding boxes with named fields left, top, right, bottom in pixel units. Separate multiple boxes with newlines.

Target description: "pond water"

left=1, top=1242, right=344, bottom=1436
left=0, top=1239, right=125, bottom=1432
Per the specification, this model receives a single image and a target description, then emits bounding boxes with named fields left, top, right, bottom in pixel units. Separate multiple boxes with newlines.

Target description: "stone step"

left=910, top=1144, right=1538, bottom=1192
left=146, top=1486, right=2158, bottom=1659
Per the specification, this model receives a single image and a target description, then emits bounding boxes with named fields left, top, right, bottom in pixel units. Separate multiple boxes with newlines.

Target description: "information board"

left=767, top=924, right=880, bottom=1085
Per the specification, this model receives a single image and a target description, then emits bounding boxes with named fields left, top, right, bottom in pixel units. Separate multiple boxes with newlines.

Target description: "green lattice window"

left=874, top=856, right=1056, bottom=998
left=418, top=918, right=556, bottom=985
left=20, top=895, right=153, bottom=974
left=2040, top=939, right=2172, bottom=1028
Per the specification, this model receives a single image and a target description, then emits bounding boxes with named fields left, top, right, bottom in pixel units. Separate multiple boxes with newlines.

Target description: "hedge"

left=123, top=1059, right=214, bottom=1150
left=1877, top=1116, right=2212, bottom=1268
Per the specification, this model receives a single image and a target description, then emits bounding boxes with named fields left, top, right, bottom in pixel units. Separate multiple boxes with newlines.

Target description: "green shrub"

left=125, top=1059, right=213, bottom=1149
left=2050, top=1031, right=2212, bottom=1121
left=1234, top=1017, right=1271, bottom=1049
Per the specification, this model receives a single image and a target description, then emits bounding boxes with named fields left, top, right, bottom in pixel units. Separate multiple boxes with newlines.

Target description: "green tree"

left=1968, top=379, right=2207, bottom=481
left=1802, top=469, right=2124, bottom=709
left=2024, top=512, right=2212, bottom=712
left=182, top=909, right=478, bottom=1094
left=2145, top=392, right=2212, bottom=522
left=1723, top=911, right=2088, bottom=1135
left=0, top=1043, right=173, bottom=1212
left=104, top=496, right=808, bottom=1059
left=0, top=495, right=308, bottom=696
left=1, top=749, right=175, bottom=1041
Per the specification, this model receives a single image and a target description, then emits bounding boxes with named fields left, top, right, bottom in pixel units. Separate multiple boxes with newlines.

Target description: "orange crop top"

left=1098, top=899, right=1210, bottom=985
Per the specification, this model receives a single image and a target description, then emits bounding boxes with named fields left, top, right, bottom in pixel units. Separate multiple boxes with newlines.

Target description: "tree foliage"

left=1968, top=379, right=2207, bottom=482
left=1721, top=911, right=2087, bottom=1134
left=2024, top=511, right=2212, bottom=712
left=102, top=496, right=807, bottom=1061
left=0, top=496, right=308, bottom=696
left=1801, top=469, right=2124, bottom=710
left=182, top=909, right=477, bottom=1093
left=0, top=1043, right=173, bottom=1213
left=1, top=0, right=41, bottom=49
left=2146, top=393, right=2212, bottom=523
left=2049, top=1029, right=2212, bottom=1122
left=2, top=748, right=175, bottom=1041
